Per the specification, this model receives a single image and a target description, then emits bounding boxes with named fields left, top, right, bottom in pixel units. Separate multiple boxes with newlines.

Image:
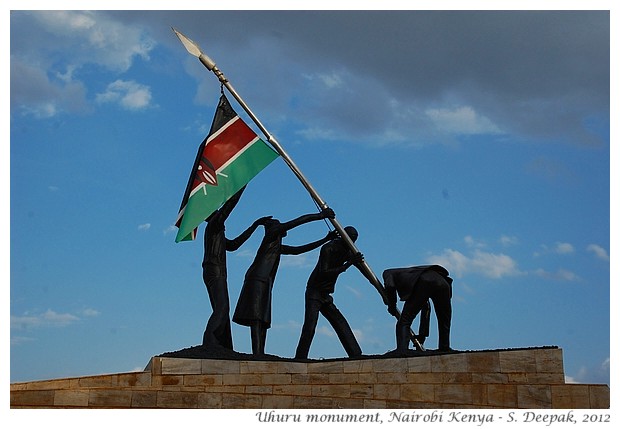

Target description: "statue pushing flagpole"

left=172, top=28, right=426, bottom=352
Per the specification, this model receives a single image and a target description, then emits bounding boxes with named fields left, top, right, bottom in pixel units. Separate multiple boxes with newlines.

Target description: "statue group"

left=198, top=186, right=454, bottom=359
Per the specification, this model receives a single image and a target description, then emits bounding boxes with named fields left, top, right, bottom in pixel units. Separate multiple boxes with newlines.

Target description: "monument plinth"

left=10, top=346, right=609, bottom=409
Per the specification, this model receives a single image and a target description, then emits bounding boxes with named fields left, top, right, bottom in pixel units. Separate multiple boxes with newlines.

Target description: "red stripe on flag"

left=203, top=117, right=258, bottom=170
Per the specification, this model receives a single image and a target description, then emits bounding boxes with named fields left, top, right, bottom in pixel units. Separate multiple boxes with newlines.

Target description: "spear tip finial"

left=172, top=27, right=202, bottom=58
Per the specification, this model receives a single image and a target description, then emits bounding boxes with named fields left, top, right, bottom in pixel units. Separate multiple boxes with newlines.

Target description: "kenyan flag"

left=175, top=94, right=279, bottom=242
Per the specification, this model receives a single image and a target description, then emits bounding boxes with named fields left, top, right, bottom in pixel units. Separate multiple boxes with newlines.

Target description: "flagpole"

left=172, top=28, right=424, bottom=351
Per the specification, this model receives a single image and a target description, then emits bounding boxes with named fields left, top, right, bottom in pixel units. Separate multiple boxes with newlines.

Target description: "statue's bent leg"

left=322, top=302, right=362, bottom=358
left=398, top=288, right=428, bottom=352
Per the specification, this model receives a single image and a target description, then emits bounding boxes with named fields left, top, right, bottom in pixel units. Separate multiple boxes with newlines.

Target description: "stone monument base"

left=10, top=346, right=609, bottom=408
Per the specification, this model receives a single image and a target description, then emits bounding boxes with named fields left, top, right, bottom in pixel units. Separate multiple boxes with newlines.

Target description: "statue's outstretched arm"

left=280, top=207, right=335, bottom=232
left=281, top=231, right=334, bottom=256
left=226, top=215, right=272, bottom=251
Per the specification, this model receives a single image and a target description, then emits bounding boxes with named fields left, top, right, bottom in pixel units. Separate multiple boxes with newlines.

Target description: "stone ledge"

left=10, top=347, right=609, bottom=409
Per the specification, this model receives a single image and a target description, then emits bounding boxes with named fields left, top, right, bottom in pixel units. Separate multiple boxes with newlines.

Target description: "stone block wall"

left=10, top=347, right=610, bottom=409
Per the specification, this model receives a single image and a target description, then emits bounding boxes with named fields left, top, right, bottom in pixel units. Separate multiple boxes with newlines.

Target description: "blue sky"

left=7, top=6, right=613, bottom=391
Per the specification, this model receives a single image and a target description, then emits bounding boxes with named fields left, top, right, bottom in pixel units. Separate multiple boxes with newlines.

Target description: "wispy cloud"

left=499, top=235, right=519, bottom=246
left=533, top=268, right=580, bottom=282
left=81, top=308, right=100, bottom=317
left=566, top=357, right=610, bottom=384
left=11, top=336, right=36, bottom=346
left=138, top=223, right=151, bottom=231
left=11, top=308, right=100, bottom=331
left=426, top=248, right=521, bottom=279
left=534, top=242, right=576, bottom=257
left=11, top=11, right=155, bottom=117
left=28, top=11, right=154, bottom=72
left=344, top=284, right=364, bottom=299
left=586, top=244, right=609, bottom=261
left=467, top=234, right=519, bottom=248
left=425, top=105, right=502, bottom=135
left=351, top=328, right=364, bottom=343
left=464, top=235, right=486, bottom=248
left=281, top=254, right=315, bottom=268
left=96, top=80, right=154, bottom=111
left=163, top=225, right=177, bottom=235
left=11, top=309, right=79, bottom=330
left=303, top=71, right=345, bottom=89
left=554, top=242, right=575, bottom=254
left=316, top=325, right=336, bottom=338
left=235, top=249, right=257, bottom=260
left=273, top=319, right=301, bottom=334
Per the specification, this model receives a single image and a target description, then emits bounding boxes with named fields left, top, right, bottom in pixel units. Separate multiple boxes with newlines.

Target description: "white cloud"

left=554, top=242, right=575, bottom=254
left=316, top=325, right=336, bottom=338
left=499, top=235, right=518, bottom=246
left=319, top=73, right=344, bottom=89
left=586, top=244, right=609, bottom=261
left=11, top=336, right=36, bottom=346
left=11, top=11, right=155, bottom=118
left=534, top=242, right=576, bottom=257
left=464, top=235, right=486, bottom=248
left=427, top=249, right=469, bottom=277
left=556, top=269, right=579, bottom=281
left=344, top=284, right=363, bottom=299
left=138, top=223, right=151, bottom=231
left=96, top=80, right=153, bottom=110
left=82, top=308, right=101, bottom=317
left=10, top=57, right=88, bottom=117
left=601, top=357, right=610, bottom=371
left=163, top=225, right=177, bottom=235
left=566, top=358, right=610, bottom=384
left=20, top=102, right=58, bottom=119
left=275, top=319, right=302, bottom=334
left=281, top=254, right=314, bottom=268
left=565, top=375, right=577, bottom=384
left=235, top=249, right=257, bottom=259
left=305, top=71, right=344, bottom=89
left=30, top=11, right=154, bottom=72
left=533, top=268, right=580, bottom=282
left=297, top=127, right=340, bottom=141
left=426, top=248, right=521, bottom=279
left=425, top=105, right=501, bottom=135
left=351, top=328, right=364, bottom=342
left=11, top=309, right=80, bottom=331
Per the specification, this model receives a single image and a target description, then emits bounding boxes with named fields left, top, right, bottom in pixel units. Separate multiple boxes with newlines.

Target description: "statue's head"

left=344, top=226, right=358, bottom=242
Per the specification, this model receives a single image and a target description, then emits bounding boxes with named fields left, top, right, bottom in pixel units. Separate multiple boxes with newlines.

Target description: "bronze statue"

left=383, top=265, right=453, bottom=352
left=201, top=186, right=270, bottom=349
left=295, top=226, right=365, bottom=359
left=416, top=300, right=432, bottom=346
left=233, top=208, right=336, bottom=355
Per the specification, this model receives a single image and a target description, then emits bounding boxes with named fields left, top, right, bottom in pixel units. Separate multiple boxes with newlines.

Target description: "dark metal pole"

left=172, top=28, right=424, bottom=351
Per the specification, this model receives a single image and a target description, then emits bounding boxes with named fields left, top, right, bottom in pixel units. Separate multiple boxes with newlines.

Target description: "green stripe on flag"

left=175, top=139, right=279, bottom=242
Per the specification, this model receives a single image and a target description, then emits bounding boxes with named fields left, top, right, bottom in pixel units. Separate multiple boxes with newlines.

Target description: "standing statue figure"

left=383, top=265, right=453, bottom=352
left=233, top=208, right=336, bottom=355
left=295, top=226, right=365, bottom=360
left=201, top=186, right=270, bottom=349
